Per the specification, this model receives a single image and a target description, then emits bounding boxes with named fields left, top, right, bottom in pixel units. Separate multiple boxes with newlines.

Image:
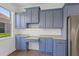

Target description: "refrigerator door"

left=76, top=26, right=79, bottom=55
left=68, top=16, right=79, bottom=56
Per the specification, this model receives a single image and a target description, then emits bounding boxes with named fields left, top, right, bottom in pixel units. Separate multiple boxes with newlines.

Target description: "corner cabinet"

left=15, top=12, right=27, bottom=29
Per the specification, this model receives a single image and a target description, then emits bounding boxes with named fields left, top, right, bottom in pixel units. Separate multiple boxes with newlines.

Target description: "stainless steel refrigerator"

left=67, top=16, right=79, bottom=56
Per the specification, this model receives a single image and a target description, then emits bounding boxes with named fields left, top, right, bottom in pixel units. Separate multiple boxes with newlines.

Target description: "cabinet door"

left=45, top=38, right=53, bottom=55
left=45, top=10, right=53, bottom=28
left=31, top=7, right=39, bottom=23
left=21, top=37, right=28, bottom=51
left=16, top=36, right=21, bottom=50
left=26, top=8, right=32, bottom=23
left=45, top=38, right=53, bottom=52
left=16, top=36, right=28, bottom=51
left=39, top=38, right=46, bottom=52
left=20, top=13, right=26, bottom=28
left=54, top=40, right=66, bottom=56
left=68, top=5, right=79, bottom=16
left=53, top=9, right=63, bottom=28
left=15, top=13, right=21, bottom=28
left=39, top=11, right=46, bottom=28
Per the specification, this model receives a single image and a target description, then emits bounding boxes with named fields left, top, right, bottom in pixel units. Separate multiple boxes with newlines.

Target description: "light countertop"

left=16, top=34, right=64, bottom=40
left=39, top=35, right=64, bottom=39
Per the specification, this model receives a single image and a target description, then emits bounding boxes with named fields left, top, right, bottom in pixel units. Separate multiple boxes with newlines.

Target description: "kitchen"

left=0, top=3, right=79, bottom=56
left=12, top=3, right=66, bottom=56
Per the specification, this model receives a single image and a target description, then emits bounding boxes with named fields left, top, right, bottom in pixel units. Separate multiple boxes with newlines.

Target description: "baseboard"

left=28, top=48, right=39, bottom=51
left=28, top=49, right=39, bottom=51
left=0, top=49, right=16, bottom=56
left=6, top=49, right=16, bottom=56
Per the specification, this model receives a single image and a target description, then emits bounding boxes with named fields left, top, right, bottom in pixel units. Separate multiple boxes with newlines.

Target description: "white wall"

left=0, top=3, right=15, bottom=56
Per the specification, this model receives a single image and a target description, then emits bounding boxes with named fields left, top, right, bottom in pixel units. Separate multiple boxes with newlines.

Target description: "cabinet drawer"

left=55, top=40, right=66, bottom=44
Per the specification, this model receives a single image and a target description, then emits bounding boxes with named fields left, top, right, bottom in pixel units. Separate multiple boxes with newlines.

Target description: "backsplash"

left=15, top=29, right=62, bottom=36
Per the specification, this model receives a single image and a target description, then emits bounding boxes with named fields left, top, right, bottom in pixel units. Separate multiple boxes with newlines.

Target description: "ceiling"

left=11, top=3, right=65, bottom=12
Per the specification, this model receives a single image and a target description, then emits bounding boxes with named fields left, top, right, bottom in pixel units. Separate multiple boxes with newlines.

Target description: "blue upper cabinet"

left=20, top=12, right=27, bottom=28
left=40, top=10, right=53, bottom=28
left=25, top=7, right=40, bottom=23
left=53, top=9, right=63, bottom=28
left=15, top=13, right=21, bottom=29
left=45, top=10, right=53, bottom=28
left=40, top=9, right=63, bottom=28
left=26, top=8, right=32, bottom=23
left=31, top=7, right=40, bottom=23
left=67, top=5, right=79, bottom=16
left=64, top=4, right=79, bottom=16
left=39, top=10, right=46, bottom=28
left=15, top=12, right=26, bottom=29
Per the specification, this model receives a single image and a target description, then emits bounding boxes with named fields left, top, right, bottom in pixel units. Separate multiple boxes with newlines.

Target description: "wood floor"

left=9, top=50, right=51, bottom=56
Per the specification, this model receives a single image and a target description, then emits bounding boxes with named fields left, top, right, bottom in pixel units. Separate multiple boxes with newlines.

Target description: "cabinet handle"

left=57, top=42, right=64, bottom=44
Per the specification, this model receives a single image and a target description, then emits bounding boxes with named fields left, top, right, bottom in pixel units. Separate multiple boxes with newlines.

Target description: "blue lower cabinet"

left=21, top=37, right=28, bottom=51
left=39, top=38, right=46, bottom=52
left=39, top=38, right=53, bottom=55
left=47, top=52, right=53, bottom=56
left=45, top=38, right=53, bottom=55
left=53, top=39, right=66, bottom=56
left=16, top=36, right=28, bottom=51
left=16, top=36, right=22, bottom=50
left=39, top=38, right=67, bottom=56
